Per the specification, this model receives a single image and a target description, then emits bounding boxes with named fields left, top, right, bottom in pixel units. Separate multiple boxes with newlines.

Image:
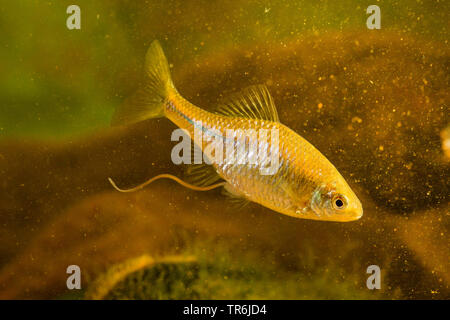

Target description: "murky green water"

left=0, top=0, right=448, bottom=299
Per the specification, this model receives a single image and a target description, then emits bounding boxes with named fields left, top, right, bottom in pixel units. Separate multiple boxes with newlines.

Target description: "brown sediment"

left=0, top=120, right=180, bottom=261
left=0, top=181, right=446, bottom=299
left=84, top=255, right=196, bottom=300
left=395, top=209, right=450, bottom=285
left=0, top=31, right=448, bottom=299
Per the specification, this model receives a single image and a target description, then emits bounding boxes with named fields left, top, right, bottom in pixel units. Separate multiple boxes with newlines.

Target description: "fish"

left=109, top=40, right=363, bottom=222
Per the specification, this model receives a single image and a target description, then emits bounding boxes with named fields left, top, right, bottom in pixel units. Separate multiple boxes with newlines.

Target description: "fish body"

left=112, top=41, right=363, bottom=222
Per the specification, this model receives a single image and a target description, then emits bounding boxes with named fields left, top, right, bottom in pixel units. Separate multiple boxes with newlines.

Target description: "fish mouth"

left=356, top=209, right=363, bottom=219
left=352, top=199, right=364, bottom=220
left=346, top=211, right=363, bottom=221
left=310, top=204, right=363, bottom=222
left=291, top=205, right=362, bottom=222
left=329, top=210, right=363, bottom=222
left=343, top=207, right=363, bottom=222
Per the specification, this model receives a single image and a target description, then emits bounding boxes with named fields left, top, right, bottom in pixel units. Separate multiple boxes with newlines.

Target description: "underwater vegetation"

left=0, top=1, right=448, bottom=299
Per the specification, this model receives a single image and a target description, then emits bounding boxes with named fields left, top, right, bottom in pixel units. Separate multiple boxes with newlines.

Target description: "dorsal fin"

left=214, top=85, right=279, bottom=122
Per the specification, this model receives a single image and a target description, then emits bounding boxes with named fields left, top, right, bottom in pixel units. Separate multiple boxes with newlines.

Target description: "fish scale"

left=165, top=91, right=338, bottom=217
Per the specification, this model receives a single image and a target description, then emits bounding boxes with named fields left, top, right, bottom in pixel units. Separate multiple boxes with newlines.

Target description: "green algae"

left=84, top=243, right=391, bottom=300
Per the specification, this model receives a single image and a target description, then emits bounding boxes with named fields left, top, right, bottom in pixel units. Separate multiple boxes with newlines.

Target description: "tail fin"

left=111, top=40, right=174, bottom=126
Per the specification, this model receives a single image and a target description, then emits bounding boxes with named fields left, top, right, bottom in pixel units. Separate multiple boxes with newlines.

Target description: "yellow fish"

left=110, top=40, right=363, bottom=222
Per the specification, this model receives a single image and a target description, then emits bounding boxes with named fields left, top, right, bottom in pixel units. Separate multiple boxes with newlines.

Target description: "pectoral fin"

left=184, top=163, right=224, bottom=187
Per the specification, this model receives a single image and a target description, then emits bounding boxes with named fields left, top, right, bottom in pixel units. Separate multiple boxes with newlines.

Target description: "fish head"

left=307, top=179, right=363, bottom=222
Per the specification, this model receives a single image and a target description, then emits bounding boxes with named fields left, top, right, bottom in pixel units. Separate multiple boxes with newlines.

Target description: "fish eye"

left=332, top=194, right=347, bottom=210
